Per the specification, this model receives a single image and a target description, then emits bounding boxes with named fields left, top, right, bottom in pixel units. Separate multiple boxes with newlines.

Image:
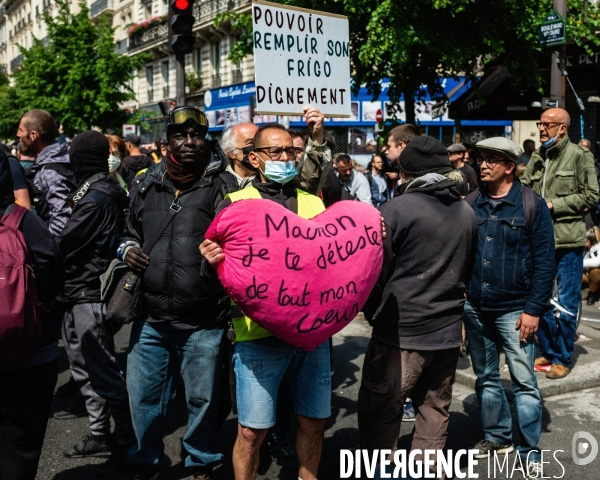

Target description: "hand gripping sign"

left=205, top=199, right=383, bottom=350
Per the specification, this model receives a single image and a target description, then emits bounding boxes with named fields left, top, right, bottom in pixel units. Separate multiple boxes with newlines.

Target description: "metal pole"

left=175, top=52, right=186, bottom=107
left=550, top=0, right=567, bottom=107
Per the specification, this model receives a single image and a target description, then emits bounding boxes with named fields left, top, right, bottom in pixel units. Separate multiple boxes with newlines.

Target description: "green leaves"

left=4, top=1, right=148, bottom=137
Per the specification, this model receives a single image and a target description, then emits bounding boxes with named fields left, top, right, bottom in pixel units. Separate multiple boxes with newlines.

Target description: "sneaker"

left=587, top=291, right=599, bottom=305
left=473, top=439, right=514, bottom=459
left=97, top=442, right=134, bottom=477
left=402, top=401, right=416, bottom=422
left=534, top=356, right=550, bottom=367
left=54, top=393, right=87, bottom=420
left=546, top=364, right=570, bottom=379
left=127, top=467, right=159, bottom=480
left=526, top=461, right=543, bottom=478
left=63, top=434, right=114, bottom=458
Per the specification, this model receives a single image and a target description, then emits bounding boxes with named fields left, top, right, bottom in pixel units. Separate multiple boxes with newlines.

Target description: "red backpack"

left=0, top=205, right=42, bottom=364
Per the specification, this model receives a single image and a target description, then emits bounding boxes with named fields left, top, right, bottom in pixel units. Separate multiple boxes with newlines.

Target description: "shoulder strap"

left=464, top=187, right=481, bottom=206
left=141, top=197, right=182, bottom=256
left=521, top=185, right=537, bottom=233
left=0, top=204, right=27, bottom=229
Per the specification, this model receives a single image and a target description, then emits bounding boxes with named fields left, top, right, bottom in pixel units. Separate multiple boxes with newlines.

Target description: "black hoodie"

left=364, top=177, right=478, bottom=348
left=0, top=155, right=64, bottom=359
left=58, top=174, right=129, bottom=303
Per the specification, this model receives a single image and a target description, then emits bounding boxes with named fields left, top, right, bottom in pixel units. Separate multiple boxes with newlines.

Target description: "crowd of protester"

left=0, top=104, right=598, bottom=480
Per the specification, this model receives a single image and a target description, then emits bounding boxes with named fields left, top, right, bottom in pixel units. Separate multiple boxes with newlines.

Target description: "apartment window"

left=146, top=65, right=154, bottom=102
left=161, top=60, right=169, bottom=98
left=213, top=41, right=220, bottom=75
left=194, top=47, right=202, bottom=74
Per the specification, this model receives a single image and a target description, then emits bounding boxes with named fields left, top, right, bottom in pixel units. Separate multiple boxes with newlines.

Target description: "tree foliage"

left=2, top=0, right=149, bottom=138
left=217, top=0, right=600, bottom=124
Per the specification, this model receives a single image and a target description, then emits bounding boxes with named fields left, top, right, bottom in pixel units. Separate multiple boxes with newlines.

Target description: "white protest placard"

left=252, top=0, right=351, bottom=117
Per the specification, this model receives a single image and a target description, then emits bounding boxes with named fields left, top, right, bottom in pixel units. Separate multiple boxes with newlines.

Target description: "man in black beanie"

left=58, top=130, right=134, bottom=476
left=359, top=135, right=478, bottom=477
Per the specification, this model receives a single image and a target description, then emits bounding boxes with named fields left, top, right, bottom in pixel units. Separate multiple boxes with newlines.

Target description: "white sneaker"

left=526, top=461, right=542, bottom=478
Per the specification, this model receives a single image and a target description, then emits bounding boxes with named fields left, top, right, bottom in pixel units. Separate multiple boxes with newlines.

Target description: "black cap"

left=398, top=136, right=453, bottom=177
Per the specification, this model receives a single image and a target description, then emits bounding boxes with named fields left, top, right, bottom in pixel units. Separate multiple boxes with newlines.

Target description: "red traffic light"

left=174, top=0, right=189, bottom=9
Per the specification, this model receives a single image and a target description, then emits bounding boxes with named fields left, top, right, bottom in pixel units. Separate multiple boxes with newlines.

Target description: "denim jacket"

left=466, top=180, right=556, bottom=317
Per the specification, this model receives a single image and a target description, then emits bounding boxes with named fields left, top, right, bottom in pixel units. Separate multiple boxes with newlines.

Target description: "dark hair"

left=388, top=124, right=419, bottom=145
left=254, top=123, right=290, bottom=147
left=287, top=128, right=303, bottom=141
left=336, top=154, right=352, bottom=165
left=523, top=139, right=535, bottom=148
left=22, top=109, right=57, bottom=144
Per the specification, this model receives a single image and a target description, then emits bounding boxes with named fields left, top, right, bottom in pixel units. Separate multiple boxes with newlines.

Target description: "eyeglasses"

left=254, top=146, right=303, bottom=160
left=536, top=122, right=561, bottom=130
left=477, top=155, right=506, bottom=167
left=168, top=107, right=209, bottom=128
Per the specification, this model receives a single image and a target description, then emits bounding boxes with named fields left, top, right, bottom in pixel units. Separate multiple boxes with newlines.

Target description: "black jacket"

left=364, top=178, right=478, bottom=344
left=58, top=175, right=129, bottom=304
left=118, top=154, right=153, bottom=186
left=0, top=156, right=64, bottom=350
left=123, top=161, right=229, bottom=327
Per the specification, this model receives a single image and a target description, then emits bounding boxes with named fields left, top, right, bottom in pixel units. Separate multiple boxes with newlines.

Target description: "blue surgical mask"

left=261, top=161, right=297, bottom=185
left=543, top=130, right=561, bottom=149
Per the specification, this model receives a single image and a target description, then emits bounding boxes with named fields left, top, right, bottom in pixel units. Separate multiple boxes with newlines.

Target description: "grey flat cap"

left=476, top=137, right=522, bottom=163
left=447, top=143, right=466, bottom=153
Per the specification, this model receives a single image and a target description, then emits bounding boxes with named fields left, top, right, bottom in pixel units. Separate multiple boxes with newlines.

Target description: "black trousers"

left=0, top=359, right=58, bottom=480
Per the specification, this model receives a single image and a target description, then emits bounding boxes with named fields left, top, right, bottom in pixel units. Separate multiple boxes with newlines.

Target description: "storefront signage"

left=251, top=0, right=351, bottom=117
left=539, top=11, right=565, bottom=47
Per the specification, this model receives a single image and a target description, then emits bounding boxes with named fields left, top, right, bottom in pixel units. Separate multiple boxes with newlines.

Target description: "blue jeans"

left=125, top=320, right=225, bottom=470
left=464, top=301, right=542, bottom=462
left=538, top=247, right=583, bottom=368
left=233, top=336, right=331, bottom=429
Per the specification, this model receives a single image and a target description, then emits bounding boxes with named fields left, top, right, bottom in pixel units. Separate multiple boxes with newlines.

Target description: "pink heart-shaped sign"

left=205, top=199, right=383, bottom=350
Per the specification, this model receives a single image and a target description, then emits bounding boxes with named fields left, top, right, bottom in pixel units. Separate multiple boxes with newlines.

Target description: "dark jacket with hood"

left=29, top=143, right=75, bottom=237
left=118, top=154, right=153, bottom=186
left=364, top=174, right=478, bottom=349
left=122, top=156, right=230, bottom=328
left=0, top=156, right=64, bottom=371
left=58, top=174, right=129, bottom=303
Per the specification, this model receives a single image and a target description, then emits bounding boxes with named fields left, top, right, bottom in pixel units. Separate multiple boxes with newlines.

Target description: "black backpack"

left=24, top=162, right=76, bottom=222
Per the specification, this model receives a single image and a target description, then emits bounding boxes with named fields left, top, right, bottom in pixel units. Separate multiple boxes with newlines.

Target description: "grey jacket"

left=31, top=143, right=73, bottom=236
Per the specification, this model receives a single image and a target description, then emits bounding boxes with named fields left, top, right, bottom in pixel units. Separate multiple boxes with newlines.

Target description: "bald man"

left=521, top=108, right=599, bottom=379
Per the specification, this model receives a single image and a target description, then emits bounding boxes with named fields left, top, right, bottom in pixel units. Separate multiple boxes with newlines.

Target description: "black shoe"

left=63, top=434, right=114, bottom=458
left=587, top=291, right=598, bottom=305
left=267, top=433, right=299, bottom=469
left=54, top=376, right=79, bottom=398
left=97, top=442, right=134, bottom=477
left=127, top=467, right=159, bottom=480
left=54, top=393, right=87, bottom=420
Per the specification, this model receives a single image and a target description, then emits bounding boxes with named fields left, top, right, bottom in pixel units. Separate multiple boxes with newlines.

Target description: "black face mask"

left=240, top=146, right=258, bottom=172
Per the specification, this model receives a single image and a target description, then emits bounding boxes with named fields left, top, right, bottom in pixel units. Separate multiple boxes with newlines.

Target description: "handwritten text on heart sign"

left=206, top=199, right=383, bottom=350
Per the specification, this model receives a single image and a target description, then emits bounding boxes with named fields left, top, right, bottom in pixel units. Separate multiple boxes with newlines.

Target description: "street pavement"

left=36, top=306, right=600, bottom=480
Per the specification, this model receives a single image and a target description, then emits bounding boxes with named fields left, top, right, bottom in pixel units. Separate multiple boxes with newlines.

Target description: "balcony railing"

left=231, top=68, right=243, bottom=84
left=194, top=0, right=251, bottom=26
left=10, top=53, right=23, bottom=70
left=147, top=89, right=154, bottom=103
left=114, top=38, right=128, bottom=54
left=212, top=74, right=221, bottom=88
left=90, top=0, right=113, bottom=17
left=128, top=20, right=168, bottom=52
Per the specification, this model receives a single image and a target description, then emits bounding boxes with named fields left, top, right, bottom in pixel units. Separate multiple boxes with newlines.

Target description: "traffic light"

left=169, top=0, right=195, bottom=55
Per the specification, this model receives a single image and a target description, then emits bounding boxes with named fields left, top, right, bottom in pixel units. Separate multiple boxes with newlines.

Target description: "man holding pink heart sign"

left=201, top=122, right=384, bottom=480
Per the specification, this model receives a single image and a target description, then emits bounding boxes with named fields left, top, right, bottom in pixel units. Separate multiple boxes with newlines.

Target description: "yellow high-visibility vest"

left=225, top=185, right=325, bottom=342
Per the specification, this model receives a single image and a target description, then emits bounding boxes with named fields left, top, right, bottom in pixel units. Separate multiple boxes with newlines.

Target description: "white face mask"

left=108, top=155, right=121, bottom=173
